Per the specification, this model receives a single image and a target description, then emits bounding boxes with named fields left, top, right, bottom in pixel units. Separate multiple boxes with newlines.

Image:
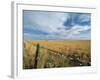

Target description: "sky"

left=23, top=10, right=91, bottom=40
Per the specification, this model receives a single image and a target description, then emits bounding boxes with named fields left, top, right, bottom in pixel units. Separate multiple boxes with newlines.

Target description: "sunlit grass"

left=23, top=40, right=91, bottom=69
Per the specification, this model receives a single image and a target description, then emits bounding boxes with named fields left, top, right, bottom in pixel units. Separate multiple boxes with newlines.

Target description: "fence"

left=23, top=42, right=91, bottom=69
left=32, top=43, right=90, bottom=69
left=32, top=43, right=68, bottom=68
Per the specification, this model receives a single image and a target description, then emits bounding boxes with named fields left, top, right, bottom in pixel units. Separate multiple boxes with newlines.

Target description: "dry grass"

left=23, top=40, right=91, bottom=69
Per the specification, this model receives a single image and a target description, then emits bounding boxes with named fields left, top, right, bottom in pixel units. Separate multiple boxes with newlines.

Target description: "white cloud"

left=27, top=11, right=68, bottom=34
left=78, top=14, right=91, bottom=23
left=55, top=25, right=90, bottom=39
left=24, top=11, right=91, bottom=40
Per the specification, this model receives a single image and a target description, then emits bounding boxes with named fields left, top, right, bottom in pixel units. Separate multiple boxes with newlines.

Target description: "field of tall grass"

left=23, top=40, right=91, bottom=69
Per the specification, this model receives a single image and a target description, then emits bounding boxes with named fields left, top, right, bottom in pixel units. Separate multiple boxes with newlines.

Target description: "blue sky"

left=23, top=10, right=91, bottom=40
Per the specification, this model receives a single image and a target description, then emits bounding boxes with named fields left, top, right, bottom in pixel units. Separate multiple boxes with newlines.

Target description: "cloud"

left=63, top=13, right=91, bottom=27
left=23, top=10, right=91, bottom=40
left=24, top=11, right=68, bottom=34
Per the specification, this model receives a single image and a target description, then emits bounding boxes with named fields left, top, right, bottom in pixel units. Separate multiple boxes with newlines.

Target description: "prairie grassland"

left=23, top=40, right=91, bottom=69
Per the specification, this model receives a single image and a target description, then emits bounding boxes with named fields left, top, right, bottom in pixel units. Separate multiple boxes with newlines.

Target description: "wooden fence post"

left=34, top=43, right=40, bottom=68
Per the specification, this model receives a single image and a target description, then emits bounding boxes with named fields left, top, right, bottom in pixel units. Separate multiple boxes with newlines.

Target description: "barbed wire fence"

left=32, top=43, right=91, bottom=69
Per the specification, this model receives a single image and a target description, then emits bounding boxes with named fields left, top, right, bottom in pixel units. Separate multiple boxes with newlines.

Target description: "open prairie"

left=23, top=40, right=91, bottom=69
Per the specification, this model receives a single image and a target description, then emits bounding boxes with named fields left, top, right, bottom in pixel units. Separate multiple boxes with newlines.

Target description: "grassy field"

left=23, top=40, right=91, bottom=69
